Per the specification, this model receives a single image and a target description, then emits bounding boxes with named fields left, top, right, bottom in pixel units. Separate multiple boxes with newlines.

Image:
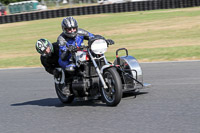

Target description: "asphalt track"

left=0, top=61, right=200, bottom=133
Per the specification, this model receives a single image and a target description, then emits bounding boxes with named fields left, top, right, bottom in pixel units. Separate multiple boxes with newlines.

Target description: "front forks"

left=88, top=50, right=108, bottom=89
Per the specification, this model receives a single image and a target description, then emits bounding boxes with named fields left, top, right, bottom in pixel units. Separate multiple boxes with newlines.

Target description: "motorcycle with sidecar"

left=54, top=37, right=150, bottom=106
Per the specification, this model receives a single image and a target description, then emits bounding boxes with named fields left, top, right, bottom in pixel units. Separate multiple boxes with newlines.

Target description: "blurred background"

left=0, top=0, right=200, bottom=68
left=1, top=0, right=147, bottom=15
left=1, top=0, right=199, bottom=23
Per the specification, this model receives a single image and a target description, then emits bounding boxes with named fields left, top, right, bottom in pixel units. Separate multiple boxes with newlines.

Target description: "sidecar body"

left=113, top=48, right=150, bottom=92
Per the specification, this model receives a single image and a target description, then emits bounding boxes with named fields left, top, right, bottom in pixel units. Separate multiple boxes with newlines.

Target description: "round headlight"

left=91, top=39, right=107, bottom=54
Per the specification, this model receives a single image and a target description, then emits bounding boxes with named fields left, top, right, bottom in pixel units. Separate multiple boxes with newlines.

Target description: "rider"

left=35, top=39, right=60, bottom=78
left=57, top=16, right=114, bottom=71
left=57, top=16, right=114, bottom=95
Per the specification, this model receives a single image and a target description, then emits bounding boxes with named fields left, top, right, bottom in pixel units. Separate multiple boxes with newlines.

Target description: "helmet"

left=35, top=39, right=54, bottom=57
left=61, top=17, right=78, bottom=38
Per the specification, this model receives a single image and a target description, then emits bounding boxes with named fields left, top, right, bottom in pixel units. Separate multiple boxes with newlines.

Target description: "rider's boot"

left=62, top=84, right=71, bottom=96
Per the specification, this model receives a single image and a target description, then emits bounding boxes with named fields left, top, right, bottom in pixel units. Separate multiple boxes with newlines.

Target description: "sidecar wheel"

left=101, top=67, right=122, bottom=106
left=55, top=84, right=74, bottom=104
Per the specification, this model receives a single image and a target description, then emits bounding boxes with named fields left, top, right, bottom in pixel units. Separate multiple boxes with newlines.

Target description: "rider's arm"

left=77, top=28, right=94, bottom=40
left=58, top=44, right=71, bottom=69
left=57, top=34, right=67, bottom=47
left=57, top=35, right=70, bottom=69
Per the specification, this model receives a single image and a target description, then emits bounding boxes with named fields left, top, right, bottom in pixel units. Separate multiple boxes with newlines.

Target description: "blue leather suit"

left=57, top=28, right=94, bottom=69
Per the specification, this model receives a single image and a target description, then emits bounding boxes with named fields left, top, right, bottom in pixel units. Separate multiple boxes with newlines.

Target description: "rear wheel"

left=54, top=68, right=74, bottom=104
left=55, top=84, right=74, bottom=104
left=101, top=67, right=122, bottom=106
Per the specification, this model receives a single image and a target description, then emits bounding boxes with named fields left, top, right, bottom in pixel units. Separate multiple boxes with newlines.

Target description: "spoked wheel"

left=54, top=68, right=74, bottom=104
left=55, top=84, right=74, bottom=104
left=101, top=67, right=122, bottom=106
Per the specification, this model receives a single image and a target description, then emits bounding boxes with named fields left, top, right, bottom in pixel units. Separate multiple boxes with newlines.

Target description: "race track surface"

left=0, top=61, right=200, bottom=133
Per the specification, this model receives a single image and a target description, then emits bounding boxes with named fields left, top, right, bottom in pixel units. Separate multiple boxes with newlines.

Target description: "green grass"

left=106, top=45, right=200, bottom=61
left=0, top=7, right=200, bottom=68
left=0, top=56, right=40, bottom=68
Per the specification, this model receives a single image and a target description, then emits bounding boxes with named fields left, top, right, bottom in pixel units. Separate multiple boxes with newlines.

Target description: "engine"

left=71, top=61, right=100, bottom=97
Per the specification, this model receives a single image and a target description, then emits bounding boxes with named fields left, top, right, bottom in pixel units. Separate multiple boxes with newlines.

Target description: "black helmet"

left=61, top=17, right=78, bottom=38
left=35, top=39, right=54, bottom=57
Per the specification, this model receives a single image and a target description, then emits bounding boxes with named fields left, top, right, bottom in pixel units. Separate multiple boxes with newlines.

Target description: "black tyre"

left=55, top=84, right=74, bottom=104
left=101, top=67, right=122, bottom=106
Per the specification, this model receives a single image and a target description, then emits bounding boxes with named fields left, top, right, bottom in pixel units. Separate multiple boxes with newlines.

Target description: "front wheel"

left=101, top=67, right=122, bottom=106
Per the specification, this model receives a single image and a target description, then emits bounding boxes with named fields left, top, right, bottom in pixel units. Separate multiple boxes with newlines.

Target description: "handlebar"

left=68, top=45, right=88, bottom=53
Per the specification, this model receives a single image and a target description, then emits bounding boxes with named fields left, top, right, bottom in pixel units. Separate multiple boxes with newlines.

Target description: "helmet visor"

left=65, top=27, right=77, bottom=33
left=41, top=45, right=52, bottom=57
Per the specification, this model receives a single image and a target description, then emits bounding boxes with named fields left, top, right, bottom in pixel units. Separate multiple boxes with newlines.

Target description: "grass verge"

left=0, top=7, right=200, bottom=68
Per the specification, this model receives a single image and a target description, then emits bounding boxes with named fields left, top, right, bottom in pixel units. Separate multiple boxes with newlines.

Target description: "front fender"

left=100, top=64, right=114, bottom=74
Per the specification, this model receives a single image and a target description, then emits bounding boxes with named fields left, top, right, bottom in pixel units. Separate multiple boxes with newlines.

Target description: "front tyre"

left=101, top=67, right=122, bottom=106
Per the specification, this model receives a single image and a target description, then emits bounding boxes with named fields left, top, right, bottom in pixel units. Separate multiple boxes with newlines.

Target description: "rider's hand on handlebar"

left=106, top=39, right=115, bottom=45
left=68, top=45, right=77, bottom=53
left=79, top=45, right=85, bottom=50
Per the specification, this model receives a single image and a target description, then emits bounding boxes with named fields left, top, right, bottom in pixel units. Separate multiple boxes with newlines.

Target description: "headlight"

left=91, top=39, right=107, bottom=54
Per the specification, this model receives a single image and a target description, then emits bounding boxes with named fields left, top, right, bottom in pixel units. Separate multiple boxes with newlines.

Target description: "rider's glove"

left=61, top=50, right=69, bottom=61
left=53, top=69, right=60, bottom=78
left=106, top=39, right=115, bottom=45
left=68, top=45, right=77, bottom=53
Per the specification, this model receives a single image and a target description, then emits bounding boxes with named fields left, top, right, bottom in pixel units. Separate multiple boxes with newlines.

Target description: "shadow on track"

left=10, top=98, right=106, bottom=107
left=11, top=98, right=63, bottom=107
left=11, top=91, right=148, bottom=107
left=123, top=91, right=148, bottom=99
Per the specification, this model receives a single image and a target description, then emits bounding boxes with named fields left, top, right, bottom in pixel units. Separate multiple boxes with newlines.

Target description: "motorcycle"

left=54, top=37, right=150, bottom=106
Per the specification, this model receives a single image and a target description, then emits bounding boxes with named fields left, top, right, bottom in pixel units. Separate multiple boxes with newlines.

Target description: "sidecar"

left=113, top=48, right=150, bottom=92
